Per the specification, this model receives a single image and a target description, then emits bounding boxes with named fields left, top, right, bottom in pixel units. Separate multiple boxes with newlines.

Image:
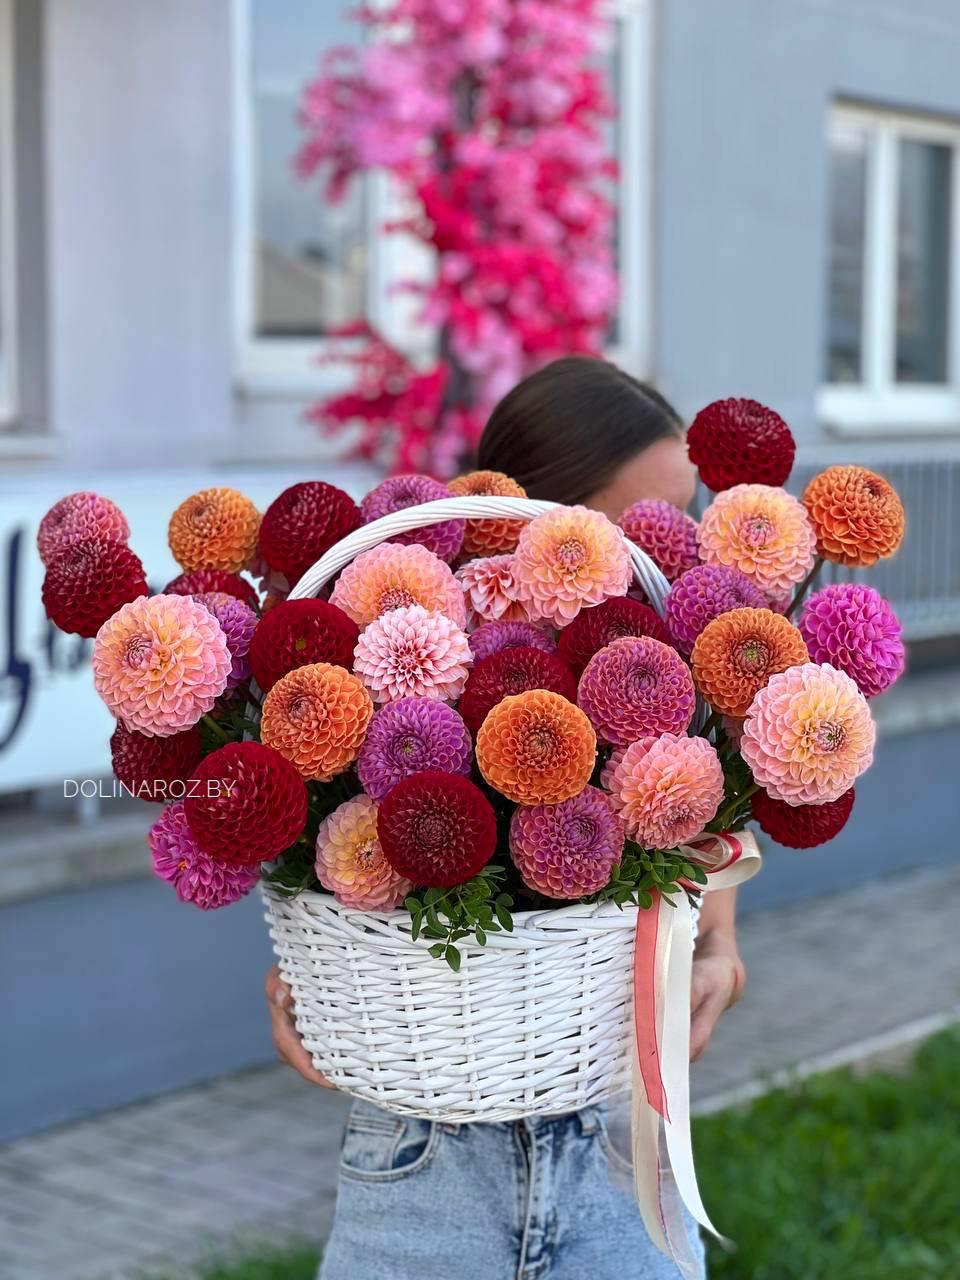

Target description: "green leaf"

left=428, top=943, right=445, bottom=959
left=474, top=925, right=487, bottom=946
left=495, top=903, right=514, bottom=931
left=444, top=945, right=462, bottom=972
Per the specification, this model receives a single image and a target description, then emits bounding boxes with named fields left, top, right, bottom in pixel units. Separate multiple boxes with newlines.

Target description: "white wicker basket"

left=264, top=495, right=674, bottom=1122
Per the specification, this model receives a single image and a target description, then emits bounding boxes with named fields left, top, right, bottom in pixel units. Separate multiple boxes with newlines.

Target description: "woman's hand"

left=689, top=942, right=745, bottom=1062
left=265, top=966, right=336, bottom=1088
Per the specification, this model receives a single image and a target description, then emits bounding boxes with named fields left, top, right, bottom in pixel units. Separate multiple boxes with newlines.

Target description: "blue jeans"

left=319, top=1100, right=706, bottom=1279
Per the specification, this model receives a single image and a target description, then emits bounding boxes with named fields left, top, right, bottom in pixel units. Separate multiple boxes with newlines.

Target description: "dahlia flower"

left=330, top=542, right=467, bottom=630
left=740, top=663, right=875, bottom=805
left=457, top=555, right=531, bottom=625
left=164, top=569, right=259, bottom=608
left=315, top=794, right=412, bottom=910
left=469, top=620, right=556, bottom=663
left=354, top=605, right=472, bottom=704
left=690, top=607, right=809, bottom=718
left=577, top=636, right=695, bottom=745
left=697, top=483, right=817, bottom=595
left=149, top=800, right=260, bottom=909
left=608, top=734, right=725, bottom=848
left=802, top=466, right=906, bottom=567
left=687, top=398, right=796, bottom=491
left=509, top=786, right=624, bottom=898
left=261, top=662, right=373, bottom=780
left=377, top=771, right=497, bottom=889
left=357, top=698, right=472, bottom=801
left=447, top=470, right=528, bottom=555
left=193, top=592, right=258, bottom=691
left=512, top=506, right=631, bottom=627
left=110, top=722, right=202, bottom=802
left=42, top=539, right=148, bottom=638
left=618, top=500, right=699, bottom=582
left=259, top=481, right=361, bottom=586
left=93, top=594, right=231, bottom=736
left=752, top=786, right=855, bottom=849
left=37, top=492, right=130, bottom=566
left=459, top=646, right=577, bottom=735
left=168, top=487, right=261, bottom=574
left=248, top=598, right=359, bottom=692
left=665, top=564, right=768, bottom=655
left=556, top=596, right=671, bottom=678
left=475, top=689, right=596, bottom=806
left=361, top=473, right=464, bottom=563
left=798, top=584, right=905, bottom=698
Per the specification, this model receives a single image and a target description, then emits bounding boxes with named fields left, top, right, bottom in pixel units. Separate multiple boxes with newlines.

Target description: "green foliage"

left=404, top=862, right=514, bottom=970
left=145, top=1241, right=321, bottom=1280
left=590, top=841, right=707, bottom=910
left=694, top=1026, right=960, bottom=1280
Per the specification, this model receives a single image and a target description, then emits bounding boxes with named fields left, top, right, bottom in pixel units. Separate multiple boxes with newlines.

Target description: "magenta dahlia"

left=361, top=474, right=464, bottom=563
left=377, top=771, right=498, bottom=889
left=193, top=592, right=258, bottom=691
left=798, top=584, right=905, bottom=699
left=618, top=500, right=699, bottom=582
left=509, top=786, right=624, bottom=898
left=665, top=564, right=769, bottom=655
left=357, top=698, right=472, bottom=801
left=578, top=636, right=696, bottom=745
left=150, top=800, right=260, bottom=909
left=469, top=620, right=556, bottom=664
left=556, top=596, right=672, bottom=679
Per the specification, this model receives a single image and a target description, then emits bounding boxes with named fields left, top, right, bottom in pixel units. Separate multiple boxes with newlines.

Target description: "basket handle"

left=287, top=496, right=672, bottom=617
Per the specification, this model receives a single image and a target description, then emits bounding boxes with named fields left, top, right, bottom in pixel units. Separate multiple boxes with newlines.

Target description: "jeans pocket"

left=594, top=1109, right=635, bottom=1177
left=339, top=1101, right=442, bottom=1184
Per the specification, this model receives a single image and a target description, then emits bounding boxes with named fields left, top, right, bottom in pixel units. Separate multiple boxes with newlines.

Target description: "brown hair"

left=476, top=356, right=683, bottom=505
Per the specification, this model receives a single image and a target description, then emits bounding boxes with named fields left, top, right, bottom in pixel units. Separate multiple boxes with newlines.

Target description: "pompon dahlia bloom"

left=248, top=598, right=359, bottom=692
left=687, top=398, right=796, bottom=491
left=37, top=492, right=130, bottom=566
left=149, top=800, right=260, bottom=909
left=457, top=555, right=531, bottom=625
left=690, top=608, right=809, bottom=718
left=799, top=584, right=905, bottom=698
left=93, top=594, right=231, bottom=736
left=512, top=506, right=631, bottom=627
left=509, top=786, right=624, bottom=899
left=361, top=474, right=464, bottom=563
left=578, top=636, right=696, bottom=745
left=168, top=488, right=261, bottom=574
left=802, top=466, right=906, bottom=567
left=184, top=741, right=308, bottom=864
left=330, top=542, right=467, bottom=630
left=469, top=620, right=556, bottom=663
left=740, top=663, right=875, bottom=805
left=608, top=734, right=725, bottom=847
left=448, top=470, right=527, bottom=555
left=315, top=794, right=412, bottom=910
left=459, top=646, right=576, bottom=735
left=357, top=698, right=472, bottom=801
left=164, top=569, right=258, bottom=608
left=261, top=662, right=373, bottom=780
left=110, top=722, right=202, bottom=802
left=556, top=596, right=671, bottom=679
left=377, top=771, right=498, bottom=889
left=752, top=786, right=855, bottom=850
left=476, top=689, right=596, bottom=806
left=193, top=592, right=258, bottom=691
left=698, top=483, right=817, bottom=596
left=259, top=481, right=361, bottom=586
left=42, top=539, right=148, bottom=637
left=618, top=500, right=699, bottom=582
left=354, top=605, right=472, bottom=705
left=665, top=564, right=768, bottom=655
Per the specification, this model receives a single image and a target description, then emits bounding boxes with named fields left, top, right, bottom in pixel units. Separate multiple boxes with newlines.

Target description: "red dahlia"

left=164, top=569, right=258, bottom=608
left=377, top=770, right=497, bottom=888
left=459, top=647, right=576, bottom=735
left=42, top=538, right=148, bottom=637
left=249, top=598, right=359, bottom=692
left=259, top=482, right=361, bottom=587
left=687, top=398, right=796, bottom=492
left=184, top=741, right=308, bottom=865
left=752, top=787, right=855, bottom=849
left=110, top=722, right=202, bottom=802
left=556, top=597, right=672, bottom=679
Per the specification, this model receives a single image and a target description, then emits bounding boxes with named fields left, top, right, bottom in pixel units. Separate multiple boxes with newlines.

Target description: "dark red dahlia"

left=184, top=741, right=308, bottom=865
left=459, top=647, right=576, bottom=735
left=164, top=569, right=259, bottom=608
left=248, top=598, right=360, bottom=692
left=687, top=398, right=796, bottom=492
left=556, top=597, right=672, bottom=679
left=377, top=770, right=497, bottom=889
left=110, top=722, right=202, bottom=802
left=259, top=482, right=361, bottom=587
left=42, top=538, right=148, bottom=637
left=752, top=787, right=855, bottom=849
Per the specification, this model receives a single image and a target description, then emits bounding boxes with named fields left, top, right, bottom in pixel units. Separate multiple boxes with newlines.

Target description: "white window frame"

left=0, top=0, right=18, bottom=426
left=819, top=103, right=960, bottom=435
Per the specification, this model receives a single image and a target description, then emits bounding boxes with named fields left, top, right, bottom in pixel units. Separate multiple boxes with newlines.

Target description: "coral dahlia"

left=697, top=483, right=817, bottom=596
left=690, top=608, right=809, bottom=717
left=798, top=583, right=905, bottom=698
left=377, top=771, right=497, bottom=889
left=354, top=605, right=471, bottom=705
left=315, top=794, right=413, bottom=910
left=512, top=506, right=631, bottom=627
left=447, top=470, right=528, bottom=555
left=43, top=539, right=148, bottom=638
left=361, top=474, right=464, bottom=563
left=150, top=800, right=260, bottom=909
left=260, top=662, right=373, bottom=780
left=168, top=487, right=261, bottom=574
left=618, top=500, right=700, bottom=582
left=330, top=542, right=467, bottom=630
left=687, top=398, right=796, bottom=491
left=509, top=786, right=624, bottom=898
left=110, top=722, right=202, bottom=802
left=802, top=466, right=905, bottom=567
left=248, top=598, right=359, bottom=692
left=457, top=555, right=531, bottom=625
left=459, top=646, right=577, bottom=735
left=752, top=786, right=855, bottom=849
left=556, top=596, right=672, bottom=679
left=469, top=620, right=556, bottom=664
left=476, top=689, right=596, bottom=806
left=357, top=698, right=472, bottom=801
left=578, top=636, right=696, bottom=745
left=608, top=734, right=725, bottom=848
left=37, top=492, right=130, bottom=567
left=665, top=564, right=768, bottom=655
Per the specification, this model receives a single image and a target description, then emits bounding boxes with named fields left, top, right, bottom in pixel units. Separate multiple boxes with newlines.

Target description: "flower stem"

left=202, top=713, right=231, bottom=745
left=700, top=710, right=722, bottom=741
left=713, top=783, right=760, bottom=833
left=785, top=557, right=824, bottom=620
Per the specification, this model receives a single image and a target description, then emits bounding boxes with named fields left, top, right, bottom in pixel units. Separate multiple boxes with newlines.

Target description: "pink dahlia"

left=665, top=564, right=768, bottom=655
left=357, top=698, right=472, bottom=801
left=509, top=786, right=624, bottom=899
left=330, top=542, right=467, bottom=630
left=37, top=492, right=130, bottom=567
left=149, top=800, right=259, bottom=909
left=512, top=506, right=631, bottom=627
left=618, top=500, right=700, bottom=582
left=353, top=604, right=472, bottom=704
left=193, top=592, right=258, bottom=691
left=577, top=636, right=696, bottom=745
left=608, top=735, right=725, bottom=848
left=798, top=584, right=905, bottom=699
left=361, top=474, right=464, bottom=563
left=315, top=794, right=413, bottom=911
left=93, top=594, right=231, bottom=736
left=457, top=555, right=531, bottom=625
left=740, top=663, right=876, bottom=806
left=698, top=484, right=817, bottom=596
left=469, top=620, right=556, bottom=663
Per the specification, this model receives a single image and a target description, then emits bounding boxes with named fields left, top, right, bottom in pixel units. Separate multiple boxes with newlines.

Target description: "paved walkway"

left=2, top=864, right=958, bottom=1280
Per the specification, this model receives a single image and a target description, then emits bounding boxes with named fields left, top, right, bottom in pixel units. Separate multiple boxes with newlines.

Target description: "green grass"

left=694, top=1026, right=960, bottom=1280
left=153, top=1242, right=321, bottom=1280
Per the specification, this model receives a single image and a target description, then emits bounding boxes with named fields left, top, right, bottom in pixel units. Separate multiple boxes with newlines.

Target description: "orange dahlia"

left=168, top=488, right=261, bottom=573
left=475, top=689, right=596, bottom=806
left=260, top=662, right=373, bottom=781
left=690, top=607, right=810, bottom=717
left=330, top=542, right=467, bottom=630
left=448, top=470, right=527, bottom=555
left=802, top=466, right=905, bottom=567
left=512, top=506, right=631, bottom=627
left=697, top=484, right=817, bottom=596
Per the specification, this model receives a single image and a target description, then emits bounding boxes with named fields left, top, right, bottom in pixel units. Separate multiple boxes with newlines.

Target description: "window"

left=820, top=105, right=960, bottom=431
left=0, top=0, right=17, bottom=425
